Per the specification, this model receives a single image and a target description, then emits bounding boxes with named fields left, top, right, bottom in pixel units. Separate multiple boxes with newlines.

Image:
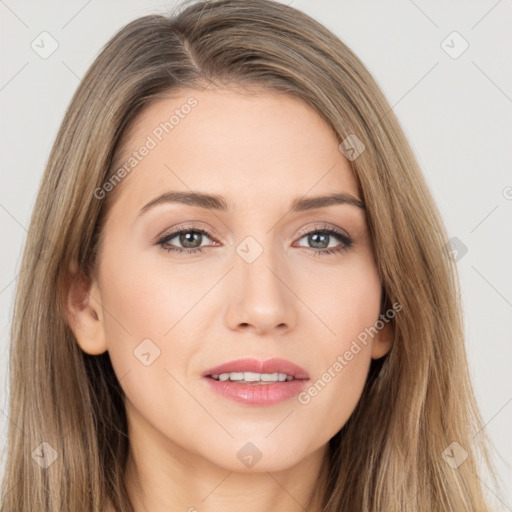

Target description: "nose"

left=225, top=244, right=297, bottom=336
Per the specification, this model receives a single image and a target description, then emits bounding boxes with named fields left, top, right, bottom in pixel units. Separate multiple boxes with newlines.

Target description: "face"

left=69, top=86, right=393, bottom=473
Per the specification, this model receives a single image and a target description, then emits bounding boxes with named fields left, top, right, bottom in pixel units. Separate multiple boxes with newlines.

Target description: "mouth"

left=208, top=371, right=297, bottom=383
left=202, top=358, right=310, bottom=406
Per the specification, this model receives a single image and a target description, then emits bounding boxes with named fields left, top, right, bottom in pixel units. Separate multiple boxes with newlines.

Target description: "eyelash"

left=156, top=223, right=354, bottom=257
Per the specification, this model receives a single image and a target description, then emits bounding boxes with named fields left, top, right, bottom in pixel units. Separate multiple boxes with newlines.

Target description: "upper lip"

left=202, top=358, right=310, bottom=380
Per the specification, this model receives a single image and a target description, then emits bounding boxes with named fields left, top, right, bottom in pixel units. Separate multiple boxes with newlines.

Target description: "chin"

left=201, top=438, right=311, bottom=474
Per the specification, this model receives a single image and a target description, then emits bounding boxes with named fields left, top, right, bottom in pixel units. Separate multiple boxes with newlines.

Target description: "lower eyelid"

left=157, top=227, right=352, bottom=253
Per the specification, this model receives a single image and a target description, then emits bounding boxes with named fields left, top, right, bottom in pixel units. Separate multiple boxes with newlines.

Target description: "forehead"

left=109, top=87, right=361, bottom=214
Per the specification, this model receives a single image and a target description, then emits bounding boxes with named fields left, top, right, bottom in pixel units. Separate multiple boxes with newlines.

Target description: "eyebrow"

left=138, top=191, right=365, bottom=216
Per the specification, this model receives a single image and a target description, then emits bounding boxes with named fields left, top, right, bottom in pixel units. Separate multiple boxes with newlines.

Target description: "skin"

left=66, top=86, right=394, bottom=512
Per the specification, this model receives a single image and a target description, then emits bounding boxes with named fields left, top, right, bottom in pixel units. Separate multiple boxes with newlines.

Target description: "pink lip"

left=202, top=358, right=310, bottom=406
left=202, top=358, right=310, bottom=379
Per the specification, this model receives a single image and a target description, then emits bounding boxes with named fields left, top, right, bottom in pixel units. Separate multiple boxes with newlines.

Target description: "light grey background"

left=1, top=0, right=511, bottom=509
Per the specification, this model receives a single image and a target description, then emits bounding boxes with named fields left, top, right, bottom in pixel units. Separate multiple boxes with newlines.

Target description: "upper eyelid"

left=158, top=223, right=351, bottom=246
left=157, top=226, right=217, bottom=244
left=295, top=222, right=351, bottom=239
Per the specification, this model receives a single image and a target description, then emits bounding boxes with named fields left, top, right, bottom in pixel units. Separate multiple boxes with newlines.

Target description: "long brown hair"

left=0, top=0, right=495, bottom=510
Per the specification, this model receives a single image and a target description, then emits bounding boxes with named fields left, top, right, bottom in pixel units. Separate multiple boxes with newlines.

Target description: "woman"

left=0, top=0, right=495, bottom=510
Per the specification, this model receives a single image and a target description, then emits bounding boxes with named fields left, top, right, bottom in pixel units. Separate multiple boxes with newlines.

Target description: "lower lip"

left=203, top=377, right=309, bottom=406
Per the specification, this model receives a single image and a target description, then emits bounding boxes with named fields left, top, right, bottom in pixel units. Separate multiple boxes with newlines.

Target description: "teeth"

left=211, top=372, right=294, bottom=383
left=243, top=372, right=260, bottom=381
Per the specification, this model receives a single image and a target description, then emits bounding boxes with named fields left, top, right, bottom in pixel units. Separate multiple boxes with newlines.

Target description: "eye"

left=294, top=224, right=354, bottom=256
left=156, top=225, right=217, bottom=255
left=156, top=223, right=354, bottom=257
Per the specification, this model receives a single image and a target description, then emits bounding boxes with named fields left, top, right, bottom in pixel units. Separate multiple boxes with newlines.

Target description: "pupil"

left=180, top=231, right=201, bottom=248
left=310, top=232, right=328, bottom=249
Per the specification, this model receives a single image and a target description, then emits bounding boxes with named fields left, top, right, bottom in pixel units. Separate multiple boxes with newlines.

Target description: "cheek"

left=96, top=243, right=205, bottom=390
left=300, top=344, right=372, bottom=429
left=296, top=319, right=374, bottom=444
left=294, top=254, right=381, bottom=431
left=96, top=250, right=206, bottom=445
left=297, top=249, right=382, bottom=345
left=98, top=242, right=210, bottom=343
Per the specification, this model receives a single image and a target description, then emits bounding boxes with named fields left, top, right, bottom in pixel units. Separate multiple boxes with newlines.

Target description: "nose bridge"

left=239, top=235, right=283, bottom=296
left=226, top=231, right=296, bottom=333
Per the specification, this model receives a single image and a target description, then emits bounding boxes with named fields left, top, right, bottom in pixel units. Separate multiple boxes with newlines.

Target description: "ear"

left=65, top=262, right=107, bottom=355
left=371, top=318, right=394, bottom=360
